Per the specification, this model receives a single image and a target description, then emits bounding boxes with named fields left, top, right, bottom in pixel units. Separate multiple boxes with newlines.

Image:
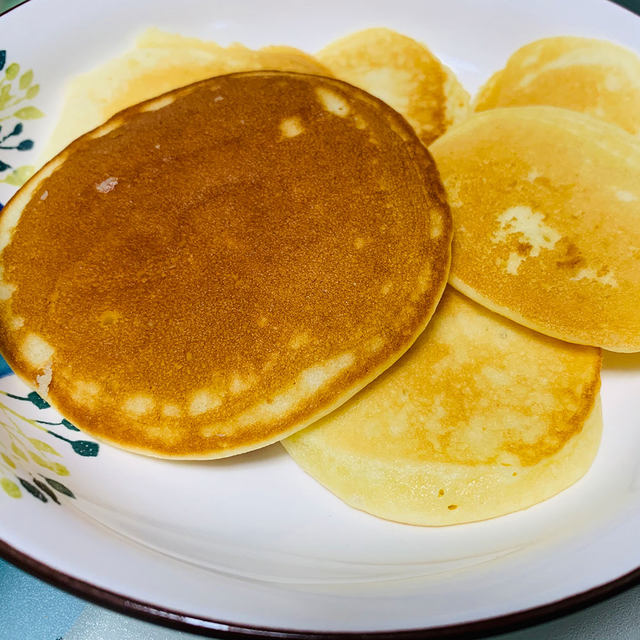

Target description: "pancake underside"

left=283, top=288, right=602, bottom=525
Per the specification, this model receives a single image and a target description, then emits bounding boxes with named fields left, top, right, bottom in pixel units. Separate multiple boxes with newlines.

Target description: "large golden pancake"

left=429, top=106, right=640, bottom=352
left=283, top=288, right=602, bottom=526
left=0, top=71, right=451, bottom=459
left=43, top=28, right=332, bottom=160
left=316, top=28, right=470, bottom=146
left=474, top=36, right=640, bottom=136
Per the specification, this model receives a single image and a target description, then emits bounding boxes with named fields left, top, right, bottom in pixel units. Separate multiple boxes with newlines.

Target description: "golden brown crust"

left=0, top=71, right=451, bottom=458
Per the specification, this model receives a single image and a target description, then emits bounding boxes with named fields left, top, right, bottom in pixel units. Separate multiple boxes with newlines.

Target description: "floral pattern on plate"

left=0, top=387, right=100, bottom=502
left=0, top=49, right=43, bottom=190
left=0, top=49, right=100, bottom=503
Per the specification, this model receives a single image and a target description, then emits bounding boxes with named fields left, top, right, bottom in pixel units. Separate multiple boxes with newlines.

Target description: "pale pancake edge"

left=317, top=27, right=470, bottom=146
left=283, top=288, right=602, bottom=526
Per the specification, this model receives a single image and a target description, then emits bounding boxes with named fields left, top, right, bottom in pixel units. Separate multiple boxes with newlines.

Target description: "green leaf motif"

left=33, top=478, right=59, bottom=504
left=28, top=450, right=52, bottom=469
left=62, top=419, right=80, bottom=432
left=27, top=391, right=50, bottom=409
left=0, top=84, right=12, bottom=110
left=1, top=453, right=15, bottom=469
left=11, top=442, right=28, bottom=462
left=46, top=477, right=75, bottom=499
left=72, top=440, right=99, bottom=457
left=18, top=69, right=33, bottom=90
left=19, top=477, right=47, bottom=502
left=1, top=165, right=34, bottom=186
left=50, top=462, right=69, bottom=477
left=5, top=62, right=19, bottom=80
left=14, top=106, right=44, bottom=120
left=1, top=477, right=21, bottom=498
left=26, top=84, right=39, bottom=99
left=28, top=438, right=60, bottom=456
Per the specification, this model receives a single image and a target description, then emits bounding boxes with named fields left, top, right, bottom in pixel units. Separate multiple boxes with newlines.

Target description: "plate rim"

left=1, top=538, right=639, bottom=639
left=1, top=0, right=639, bottom=636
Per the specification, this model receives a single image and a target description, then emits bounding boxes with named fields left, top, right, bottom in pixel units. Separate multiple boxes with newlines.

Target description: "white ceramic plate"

left=0, top=0, right=639, bottom=636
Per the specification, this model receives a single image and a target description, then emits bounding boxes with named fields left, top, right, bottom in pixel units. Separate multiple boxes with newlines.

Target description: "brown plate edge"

left=1, top=0, right=639, bottom=637
left=1, top=537, right=639, bottom=639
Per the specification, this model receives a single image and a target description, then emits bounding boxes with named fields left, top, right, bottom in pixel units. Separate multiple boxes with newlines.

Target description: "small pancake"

left=0, top=71, right=451, bottom=459
left=43, top=28, right=332, bottom=160
left=283, top=287, right=602, bottom=526
left=474, top=36, right=640, bottom=136
left=430, top=106, right=640, bottom=352
left=316, top=28, right=470, bottom=146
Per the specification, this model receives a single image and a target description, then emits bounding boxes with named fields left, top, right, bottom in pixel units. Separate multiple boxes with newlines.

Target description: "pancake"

left=283, top=287, right=602, bottom=526
left=43, top=28, right=332, bottom=160
left=0, top=71, right=452, bottom=459
left=429, top=106, right=640, bottom=352
left=474, top=36, right=640, bottom=136
left=316, top=28, right=470, bottom=146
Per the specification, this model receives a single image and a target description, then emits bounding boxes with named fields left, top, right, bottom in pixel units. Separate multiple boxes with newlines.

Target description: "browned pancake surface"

left=0, top=71, right=451, bottom=458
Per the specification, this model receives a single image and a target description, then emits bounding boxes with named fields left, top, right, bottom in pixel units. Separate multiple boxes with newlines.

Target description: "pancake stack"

left=286, top=32, right=640, bottom=524
left=2, top=28, right=636, bottom=525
